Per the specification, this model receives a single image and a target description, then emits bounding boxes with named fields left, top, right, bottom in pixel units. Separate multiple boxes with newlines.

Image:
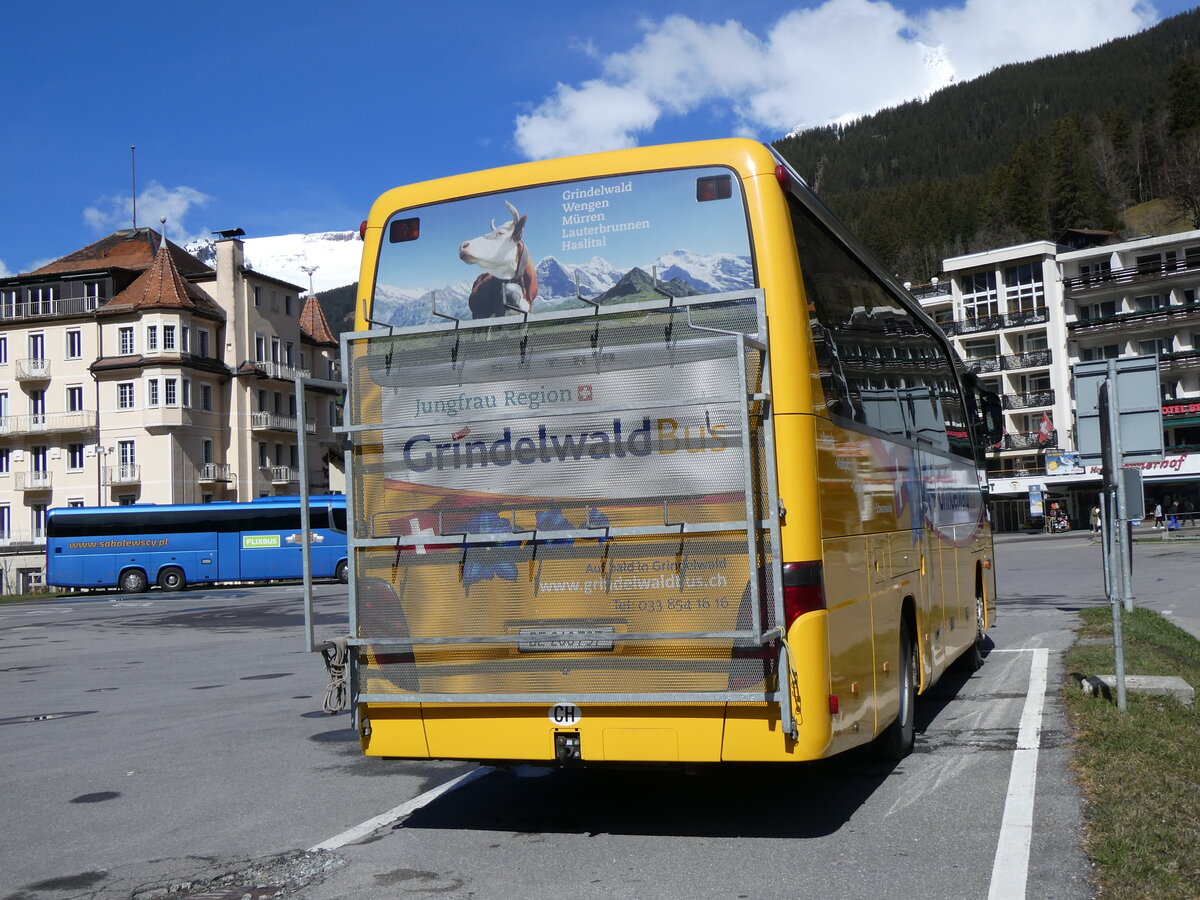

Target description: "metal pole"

left=1105, top=360, right=1135, bottom=614
left=295, top=372, right=316, bottom=653
left=1099, top=376, right=1128, bottom=712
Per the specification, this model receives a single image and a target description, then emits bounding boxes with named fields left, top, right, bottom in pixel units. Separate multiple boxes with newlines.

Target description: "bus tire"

left=877, top=616, right=916, bottom=760
left=158, top=567, right=186, bottom=592
left=119, top=569, right=148, bottom=594
left=335, top=560, right=349, bottom=585
left=955, top=595, right=986, bottom=672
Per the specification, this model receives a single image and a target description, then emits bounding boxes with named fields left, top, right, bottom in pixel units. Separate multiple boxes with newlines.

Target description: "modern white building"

left=919, top=228, right=1200, bottom=531
left=0, top=228, right=343, bottom=592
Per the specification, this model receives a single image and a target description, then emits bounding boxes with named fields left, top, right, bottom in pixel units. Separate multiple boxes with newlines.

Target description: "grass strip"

left=1063, top=606, right=1200, bottom=899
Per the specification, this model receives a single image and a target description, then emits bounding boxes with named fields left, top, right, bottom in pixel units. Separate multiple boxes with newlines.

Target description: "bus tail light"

left=782, top=561, right=825, bottom=629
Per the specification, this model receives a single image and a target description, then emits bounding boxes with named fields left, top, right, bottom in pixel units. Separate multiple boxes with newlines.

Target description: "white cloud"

left=0, top=259, right=10, bottom=277
left=83, top=181, right=212, bottom=246
left=513, top=0, right=1160, bottom=159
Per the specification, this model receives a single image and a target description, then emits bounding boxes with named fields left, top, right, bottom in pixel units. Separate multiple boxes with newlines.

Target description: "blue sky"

left=1, top=0, right=1195, bottom=277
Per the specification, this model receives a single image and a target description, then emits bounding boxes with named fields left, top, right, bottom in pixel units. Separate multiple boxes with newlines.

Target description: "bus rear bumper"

left=359, top=702, right=833, bottom=763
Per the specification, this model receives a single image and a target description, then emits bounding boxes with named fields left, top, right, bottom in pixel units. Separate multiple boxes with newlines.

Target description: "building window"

left=165, top=378, right=177, bottom=406
left=1139, top=339, right=1170, bottom=357
left=181, top=325, right=190, bottom=352
left=31, top=504, right=47, bottom=540
left=68, top=443, right=85, bottom=470
left=29, top=333, right=45, bottom=359
left=960, top=271, right=999, bottom=320
left=1004, top=262, right=1044, bottom=313
left=118, top=440, right=136, bottom=467
left=258, top=442, right=268, bottom=467
left=1078, top=300, right=1117, bottom=321
left=201, top=384, right=213, bottom=411
left=1134, top=294, right=1169, bottom=312
left=0, top=505, right=10, bottom=539
left=285, top=295, right=294, bottom=316
left=0, top=449, right=9, bottom=474
left=182, top=379, right=191, bottom=407
left=146, top=325, right=158, bottom=352
left=163, top=325, right=176, bottom=350
left=31, top=446, right=47, bottom=473
left=67, top=498, right=85, bottom=508
left=255, top=334, right=266, bottom=362
left=202, top=493, right=214, bottom=503
left=29, top=390, right=45, bottom=419
left=66, top=330, right=82, bottom=359
left=67, top=385, right=84, bottom=412
left=253, top=286, right=262, bottom=307
left=1079, top=260, right=1112, bottom=282
left=1081, top=344, right=1121, bottom=361
left=147, top=379, right=159, bottom=407
left=119, top=327, right=135, bottom=355
left=0, top=335, right=6, bottom=364
left=202, top=439, right=214, bottom=464
left=118, top=382, right=135, bottom=409
left=198, top=329, right=210, bottom=358
left=118, top=495, right=136, bottom=506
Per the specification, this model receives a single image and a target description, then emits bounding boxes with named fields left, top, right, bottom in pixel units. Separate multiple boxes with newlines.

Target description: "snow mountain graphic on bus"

left=372, top=250, right=752, bottom=327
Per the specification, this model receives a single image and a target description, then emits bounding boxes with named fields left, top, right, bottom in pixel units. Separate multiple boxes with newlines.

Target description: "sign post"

left=1074, top=355, right=1165, bottom=713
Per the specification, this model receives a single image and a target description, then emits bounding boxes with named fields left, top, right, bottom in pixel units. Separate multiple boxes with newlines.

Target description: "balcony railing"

left=250, top=411, right=317, bottom=434
left=104, top=464, right=140, bottom=485
left=1068, top=302, right=1200, bottom=335
left=0, top=295, right=102, bottom=321
left=0, top=530, right=47, bottom=546
left=15, top=471, right=52, bottom=491
left=253, top=360, right=311, bottom=381
left=1003, top=390, right=1055, bottom=410
left=0, top=410, right=97, bottom=436
left=1002, top=430, right=1058, bottom=451
left=1063, top=258, right=1200, bottom=294
left=198, top=462, right=234, bottom=483
left=961, top=349, right=1052, bottom=374
left=265, top=465, right=299, bottom=484
left=938, top=306, right=1050, bottom=336
left=16, top=358, right=51, bottom=380
left=1159, top=350, right=1200, bottom=372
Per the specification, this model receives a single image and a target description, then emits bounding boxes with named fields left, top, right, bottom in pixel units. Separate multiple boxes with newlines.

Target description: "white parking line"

left=987, top=647, right=1050, bottom=900
left=310, top=766, right=493, bottom=851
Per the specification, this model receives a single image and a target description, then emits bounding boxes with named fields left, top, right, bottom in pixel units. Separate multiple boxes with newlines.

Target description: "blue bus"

left=45, top=495, right=348, bottom=593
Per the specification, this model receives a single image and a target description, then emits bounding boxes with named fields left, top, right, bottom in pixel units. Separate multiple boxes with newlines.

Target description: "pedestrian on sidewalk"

left=1090, top=504, right=1101, bottom=534
left=1154, top=501, right=1165, bottom=529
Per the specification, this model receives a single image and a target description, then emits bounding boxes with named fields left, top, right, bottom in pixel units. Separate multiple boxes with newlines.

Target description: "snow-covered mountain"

left=185, top=231, right=362, bottom=293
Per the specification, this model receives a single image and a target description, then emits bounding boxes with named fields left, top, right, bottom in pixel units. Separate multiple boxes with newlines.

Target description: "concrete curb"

left=1080, top=674, right=1195, bottom=706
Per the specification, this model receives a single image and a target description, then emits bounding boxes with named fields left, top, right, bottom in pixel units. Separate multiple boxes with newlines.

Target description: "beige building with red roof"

left=0, top=227, right=342, bottom=592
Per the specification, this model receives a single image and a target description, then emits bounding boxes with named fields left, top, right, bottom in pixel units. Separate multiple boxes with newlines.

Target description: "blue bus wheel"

left=158, top=567, right=186, bottom=592
left=119, top=569, right=148, bottom=594
left=336, top=561, right=349, bottom=584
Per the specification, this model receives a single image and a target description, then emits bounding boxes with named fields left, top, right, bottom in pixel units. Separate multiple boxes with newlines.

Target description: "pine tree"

left=1166, top=55, right=1200, bottom=141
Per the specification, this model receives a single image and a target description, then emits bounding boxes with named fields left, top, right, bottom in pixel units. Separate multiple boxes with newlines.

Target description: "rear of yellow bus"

left=346, top=138, right=967, bottom=766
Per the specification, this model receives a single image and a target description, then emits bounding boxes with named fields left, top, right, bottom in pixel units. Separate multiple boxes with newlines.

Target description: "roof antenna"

left=131, top=146, right=137, bottom=229
left=159, top=217, right=167, bottom=248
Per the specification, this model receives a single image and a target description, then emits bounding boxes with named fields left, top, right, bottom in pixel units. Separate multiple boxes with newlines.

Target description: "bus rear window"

left=371, top=166, right=754, bottom=327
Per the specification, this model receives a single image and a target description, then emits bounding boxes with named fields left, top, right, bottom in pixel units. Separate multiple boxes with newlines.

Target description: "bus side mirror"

left=982, top=392, right=1004, bottom=448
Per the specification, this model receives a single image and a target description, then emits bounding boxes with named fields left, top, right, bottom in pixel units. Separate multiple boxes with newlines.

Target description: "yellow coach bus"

left=337, top=138, right=1000, bottom=765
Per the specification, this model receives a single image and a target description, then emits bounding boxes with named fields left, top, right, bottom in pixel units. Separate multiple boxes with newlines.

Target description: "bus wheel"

left=877, top=617, right=916, bottom=760
left=158, top=567, right=186, bottom=592
left=119, top=569, right=148, bottom=594
left=956, top=596, right=986, bottom=672
left=335, top=561, right=349, bottom=585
